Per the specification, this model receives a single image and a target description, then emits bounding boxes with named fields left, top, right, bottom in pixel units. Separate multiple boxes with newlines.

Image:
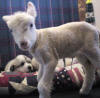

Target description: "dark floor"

left=0, top=87, right=100, bottom=98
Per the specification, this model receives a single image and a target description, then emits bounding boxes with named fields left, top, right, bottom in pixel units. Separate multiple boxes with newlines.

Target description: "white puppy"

left=2, top=2, right=100, bottom=98
left=5, top=55, right=33, bottom=73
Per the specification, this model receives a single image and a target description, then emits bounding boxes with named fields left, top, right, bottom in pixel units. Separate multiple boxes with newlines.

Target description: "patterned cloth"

left=0, top=64, right=100, bottom=95
left=0, top=0, right=80, bottom=69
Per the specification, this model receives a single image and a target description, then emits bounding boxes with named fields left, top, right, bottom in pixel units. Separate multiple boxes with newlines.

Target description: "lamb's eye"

left=20, top=62, right=24, bottom=66
left=30, top=23, right=33, bottom=28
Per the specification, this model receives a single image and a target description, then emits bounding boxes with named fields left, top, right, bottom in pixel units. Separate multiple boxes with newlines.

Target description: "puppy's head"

left=2, top=2, right=37, bottom=51
left=5, top=55, right=33, bottom=73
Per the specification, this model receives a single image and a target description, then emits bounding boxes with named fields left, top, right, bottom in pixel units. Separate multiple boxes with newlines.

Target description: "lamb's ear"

left=2, top=15, right=12, bottom=23
left=27, top=2, right=37, bottom=18
left=2, top=15, right=13, bottom=29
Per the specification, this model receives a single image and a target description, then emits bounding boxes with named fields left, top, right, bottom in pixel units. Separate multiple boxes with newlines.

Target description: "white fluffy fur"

left=3, top=11, right=37, bottom=51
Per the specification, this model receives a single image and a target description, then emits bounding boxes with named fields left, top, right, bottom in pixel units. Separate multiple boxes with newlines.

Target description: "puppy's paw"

left=79, top=88, right=90, bottom=96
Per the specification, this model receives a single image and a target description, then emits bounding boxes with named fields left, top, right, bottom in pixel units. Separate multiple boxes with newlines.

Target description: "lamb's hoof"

left=79, top=89, right=89, bottom=96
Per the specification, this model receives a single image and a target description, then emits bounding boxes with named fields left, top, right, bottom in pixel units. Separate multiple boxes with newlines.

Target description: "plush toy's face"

left=5, top=55, right=34, bottom=73
left=2, top=2, right=37, bottom=51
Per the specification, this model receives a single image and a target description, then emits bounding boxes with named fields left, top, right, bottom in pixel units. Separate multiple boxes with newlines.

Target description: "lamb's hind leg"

left=76, top=54, right=96, bottom=95
left=86, top=47, right=100, bottom=69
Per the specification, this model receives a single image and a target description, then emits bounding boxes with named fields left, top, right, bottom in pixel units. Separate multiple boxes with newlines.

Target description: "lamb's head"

left=2, top=2, right=37, bottom=51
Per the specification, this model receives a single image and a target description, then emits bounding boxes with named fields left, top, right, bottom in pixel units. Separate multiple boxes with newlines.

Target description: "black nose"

left=20, top=41, right=28, bottom=47
left=28, top=66, right=32, bottom=70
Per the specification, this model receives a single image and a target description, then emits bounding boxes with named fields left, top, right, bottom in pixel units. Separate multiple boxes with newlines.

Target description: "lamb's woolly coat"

left=30, top=22, right=99, bottom=61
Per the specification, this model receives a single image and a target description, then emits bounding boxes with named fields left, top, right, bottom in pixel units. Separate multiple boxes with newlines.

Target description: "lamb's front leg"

left=38, top=58, right=57, bottom=98
left=37, top=63, right=44, bottom=82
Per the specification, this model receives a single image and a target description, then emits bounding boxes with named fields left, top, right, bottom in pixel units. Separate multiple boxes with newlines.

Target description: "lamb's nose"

left=20, top=41, right=28, bottom=47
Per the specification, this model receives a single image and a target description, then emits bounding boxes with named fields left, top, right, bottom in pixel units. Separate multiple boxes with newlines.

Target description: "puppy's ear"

left=27, top=2, right=37, bottom=18
left=23, top=55, right=31, bottom=63
left=10, top=65, right=15, bottom=72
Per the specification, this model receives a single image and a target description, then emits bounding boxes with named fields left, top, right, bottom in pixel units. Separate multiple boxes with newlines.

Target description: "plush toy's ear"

left=10, top=65, right=15, bottom=72
left=27, top=1, right=37, bottom=18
